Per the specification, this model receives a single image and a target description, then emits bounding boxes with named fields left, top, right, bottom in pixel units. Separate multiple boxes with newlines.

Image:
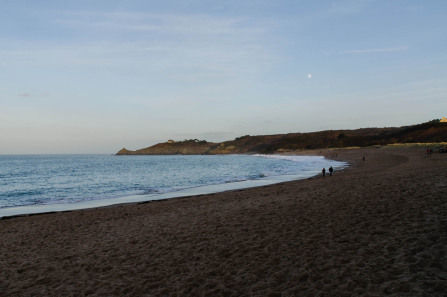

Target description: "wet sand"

left=1, top=147, right=446, bottom=296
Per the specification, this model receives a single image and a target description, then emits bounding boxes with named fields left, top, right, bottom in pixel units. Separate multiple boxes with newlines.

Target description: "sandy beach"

left=1, top=147, right=446, bottom=296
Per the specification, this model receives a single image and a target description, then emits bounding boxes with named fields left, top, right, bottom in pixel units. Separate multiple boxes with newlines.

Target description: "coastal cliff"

left=116, top=121, right=447, bottom=155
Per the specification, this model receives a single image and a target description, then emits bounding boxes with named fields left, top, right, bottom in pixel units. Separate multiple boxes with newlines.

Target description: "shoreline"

left=1, top=147, right=446, bottom=296
left=0, top=154, right=348, bottom=219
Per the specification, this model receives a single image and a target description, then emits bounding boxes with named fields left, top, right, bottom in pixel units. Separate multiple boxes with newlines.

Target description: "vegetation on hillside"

left=116, top=121, right=447, bottom=155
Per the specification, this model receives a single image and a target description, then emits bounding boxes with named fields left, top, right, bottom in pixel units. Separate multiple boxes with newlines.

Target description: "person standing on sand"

left=322, top=168, right=326, bottom=177
left=329, top=166, right=333, bottom=176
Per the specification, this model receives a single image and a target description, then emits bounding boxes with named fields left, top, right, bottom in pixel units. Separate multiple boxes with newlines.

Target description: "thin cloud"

left=54, top=11, right=255, bottom=36
left=342, top=46, right=408, bottom=54
left=403, top=6, right=422, bottom=12
left=18, top=92, right=48, bottom=98
left=329, top=1, right=373, bottom=15
left=1, top=10, right=280, bottom=84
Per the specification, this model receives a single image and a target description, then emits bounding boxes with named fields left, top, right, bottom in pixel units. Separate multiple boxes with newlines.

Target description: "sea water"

left=0, top=154, right=348, bottom=217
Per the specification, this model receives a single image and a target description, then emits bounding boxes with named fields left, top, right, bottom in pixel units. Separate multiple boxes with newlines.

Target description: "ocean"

left=0, top=154, right=348, bottom=217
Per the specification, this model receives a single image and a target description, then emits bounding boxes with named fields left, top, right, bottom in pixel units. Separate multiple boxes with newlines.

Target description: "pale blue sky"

left=1, top=0, right=446, bottom=154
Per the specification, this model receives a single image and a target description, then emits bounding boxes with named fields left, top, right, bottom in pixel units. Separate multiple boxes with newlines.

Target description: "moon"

left=307, top=73, right=312, bottom=79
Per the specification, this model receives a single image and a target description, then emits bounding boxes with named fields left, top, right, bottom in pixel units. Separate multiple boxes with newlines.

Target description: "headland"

left=116, top=120, right=447, bottom=155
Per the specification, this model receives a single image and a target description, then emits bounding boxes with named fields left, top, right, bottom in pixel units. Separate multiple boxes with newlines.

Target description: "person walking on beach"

left=322, top=168, right=326, bottom=177
left=329, top=166, right=333, bottom=176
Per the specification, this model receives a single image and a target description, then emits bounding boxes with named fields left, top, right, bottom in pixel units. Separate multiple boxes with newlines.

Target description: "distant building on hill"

left=441, top=117, right=447, bottom=122
left=167, top=139, right=176, bottom=143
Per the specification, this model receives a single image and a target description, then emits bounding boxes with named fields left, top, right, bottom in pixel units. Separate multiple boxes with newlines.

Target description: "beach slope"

left=1, top=147, right=446, bottom=296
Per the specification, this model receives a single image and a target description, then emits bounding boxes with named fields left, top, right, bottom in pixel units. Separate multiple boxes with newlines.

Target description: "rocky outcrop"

left=116, top=140, right=219, bottom=155
left=116, top=148, right=134, bottom=155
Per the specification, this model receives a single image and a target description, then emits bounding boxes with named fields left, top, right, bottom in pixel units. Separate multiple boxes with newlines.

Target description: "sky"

left=1, top=0, right=446, bottom=154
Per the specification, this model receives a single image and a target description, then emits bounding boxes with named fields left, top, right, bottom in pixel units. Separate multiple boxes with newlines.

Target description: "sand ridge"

left=1, top=147, right=446, bottom=296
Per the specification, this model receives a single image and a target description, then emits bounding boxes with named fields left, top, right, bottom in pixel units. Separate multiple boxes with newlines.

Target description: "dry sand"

left=1, top=147, right=446, bottom=296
